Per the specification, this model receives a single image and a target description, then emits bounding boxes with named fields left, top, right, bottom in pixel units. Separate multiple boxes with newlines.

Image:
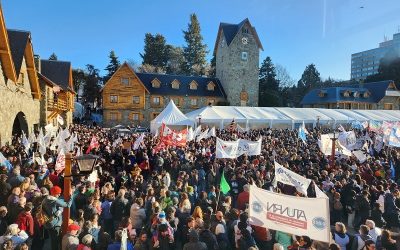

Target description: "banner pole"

left=326, top=196, right=331, bottom=243
left=215, top=190, right=221, bottom=212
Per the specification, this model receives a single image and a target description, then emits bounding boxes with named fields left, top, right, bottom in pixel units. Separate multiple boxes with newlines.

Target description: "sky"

left=3, top=0, right=400, bottom=82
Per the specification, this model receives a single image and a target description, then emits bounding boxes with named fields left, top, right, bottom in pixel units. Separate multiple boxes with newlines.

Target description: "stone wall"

left=216, top=22, right=260, bottom=106
left=0, top=58, right=40, bottom=145
left=376, top=96, right=400, bottom=110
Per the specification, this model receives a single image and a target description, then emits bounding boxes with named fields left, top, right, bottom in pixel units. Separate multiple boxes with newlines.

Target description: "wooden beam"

left=26, top=67, right=35, bottom=71
left=0, top=49, right=9, bottom=54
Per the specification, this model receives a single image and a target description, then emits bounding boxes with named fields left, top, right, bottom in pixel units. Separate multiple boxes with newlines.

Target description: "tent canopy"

left=150, top=100, right=194, bottom=133
left=185, top=106, right=400, bottom=129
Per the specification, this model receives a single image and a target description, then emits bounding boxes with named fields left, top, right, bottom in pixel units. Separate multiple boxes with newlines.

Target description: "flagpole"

left=215, top=190, right=221, bottom=212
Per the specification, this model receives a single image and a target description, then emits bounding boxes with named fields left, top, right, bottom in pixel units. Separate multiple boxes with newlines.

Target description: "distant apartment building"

left=351, top=32, right=400, bottom=81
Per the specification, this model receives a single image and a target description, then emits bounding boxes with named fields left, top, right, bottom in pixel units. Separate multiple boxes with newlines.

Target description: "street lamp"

left=62, top=154, right=99, bottom=235
left=196, top=115, right=202, bottom=127
left=328, top=131, right=338, bottom=169
left=316, top=115, right=321, bottom=130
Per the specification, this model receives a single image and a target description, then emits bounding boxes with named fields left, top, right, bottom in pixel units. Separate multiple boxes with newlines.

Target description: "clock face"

left=242, top=37, right=248, bottom=45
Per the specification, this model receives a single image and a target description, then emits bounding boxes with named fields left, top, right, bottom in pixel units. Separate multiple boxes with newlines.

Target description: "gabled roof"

left=40, top=59, right=73, bottom=92
left=214, top=18, right=263, bottom=54
left=301, top=80, right=395, bottom=105
left=7, top=29, right=29, bottom=76
left=38, top=72, right=59, bottom=87
left=135, top=72, right=226, bottom=98
left=0, top=6, right=16, bottom=82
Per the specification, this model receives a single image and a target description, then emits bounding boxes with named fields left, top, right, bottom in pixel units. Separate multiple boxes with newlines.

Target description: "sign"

left=216, top=137, right=262, bottom=158
left=273, top=161, right=311, bottom=196
left=249, top=185, right=330, bottom=243
left=338, top=131, right=356, bottom=150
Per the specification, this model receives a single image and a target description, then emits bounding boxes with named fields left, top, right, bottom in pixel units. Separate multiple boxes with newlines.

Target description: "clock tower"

left=214, top=19, right=263, bottom=106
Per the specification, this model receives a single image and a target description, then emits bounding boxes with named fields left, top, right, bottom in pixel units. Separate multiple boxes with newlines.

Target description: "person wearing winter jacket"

left=110, top=188, right=129, bottom=230
left=332, top=222, right=349, bottom=250
left=351, top=225, right=372, bottom=250
left=183, top=229, right=207, bottom=250
left=16, top=202, right=34, bottom=237
left=199, top=220, right=218, bottom=250
left=130, top=198, right=146, bottom=234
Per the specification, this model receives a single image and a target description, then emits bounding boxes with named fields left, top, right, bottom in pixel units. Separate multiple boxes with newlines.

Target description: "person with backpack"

left=41, top=185, right=74, bottom=250
left=351, top=225, right=372, bottom=250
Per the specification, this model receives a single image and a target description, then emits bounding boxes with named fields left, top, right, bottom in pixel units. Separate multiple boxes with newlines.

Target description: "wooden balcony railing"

left=47, top=99, right=68, bottom=111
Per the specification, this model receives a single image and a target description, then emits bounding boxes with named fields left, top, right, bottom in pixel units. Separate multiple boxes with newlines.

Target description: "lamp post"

left=62, top=154, right=98, bottom=235
left=316, top=115, right=321, bottom=130
left=329, top=131, right=338, bottom=169
left=197, top=115, right=202, bottom=127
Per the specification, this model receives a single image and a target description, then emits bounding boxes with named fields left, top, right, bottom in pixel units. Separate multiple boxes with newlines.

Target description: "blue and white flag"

left=351, top=121, right=363, bottom=130
left=389, top=128, right=400, bottom=148
left=298, top=122, right=307, bottom=144
left=390, top=161, right=396, bottom=180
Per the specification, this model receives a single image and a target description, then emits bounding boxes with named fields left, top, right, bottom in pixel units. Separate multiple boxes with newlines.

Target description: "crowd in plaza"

left=0, top=122, right=399, bottom=250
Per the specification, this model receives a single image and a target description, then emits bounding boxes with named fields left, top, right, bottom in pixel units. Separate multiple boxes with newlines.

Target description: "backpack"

left=35, top=202, right=51, bottom=227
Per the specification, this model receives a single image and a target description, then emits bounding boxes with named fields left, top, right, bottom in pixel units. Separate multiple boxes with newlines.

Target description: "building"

left=37, top=58, right=75, bottom=127
left=0, top=8, right=42, bottom=145
left=301, top=80, right=400, bottom=110
left=101, top=18, right=262, bottom=127
left=351, top=32, right=400, bottom=81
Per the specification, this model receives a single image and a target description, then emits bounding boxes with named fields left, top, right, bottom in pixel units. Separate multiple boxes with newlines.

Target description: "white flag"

left=273, top=161, right=311, bottom=196
left=57, top=114, right=64, bottom=126
left=193, top=126, right=202, bottom=138
left=196, top=128, right=209, bottom=142
left=207, top=127, right=216, bottom=138
left=187, top=127, right=194, bottom=142
left=249, top=185, right=330, bottom=243
left=338, top=131, right=357, bottom=150
left=133, top=134, right=145, bottom=150
left=353, top=150, right=367, bottom=163
left=21, top=131, right=30, bottom=154
left=216, top=137, right=262, bottom=158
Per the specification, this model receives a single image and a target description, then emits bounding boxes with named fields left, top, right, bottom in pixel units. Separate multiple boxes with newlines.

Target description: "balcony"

left=47, top=99, right=68, bottom=111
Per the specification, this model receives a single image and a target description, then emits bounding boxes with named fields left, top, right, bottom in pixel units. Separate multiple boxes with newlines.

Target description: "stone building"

left=101, top=18, right=263, bottom=127
left=301, top=80, right=400, bottom=110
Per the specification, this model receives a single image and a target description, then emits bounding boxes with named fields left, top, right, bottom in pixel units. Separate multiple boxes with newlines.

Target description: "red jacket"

left=237, top=191, right=249, bottom=211
left=16, top=211, right=34, bottom=236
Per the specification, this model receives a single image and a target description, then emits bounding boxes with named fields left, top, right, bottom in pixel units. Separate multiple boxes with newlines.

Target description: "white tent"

left=185, top=106, right=400, bottom=129
left=150, top=100, right=194, bottom=134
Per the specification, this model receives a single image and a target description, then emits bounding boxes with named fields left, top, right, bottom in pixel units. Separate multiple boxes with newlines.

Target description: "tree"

left=166, top=45, right=185, bottom=75
left=82, top=64, right=101, bottom=104
left=275, top=64, right=295, bottom=89
left=48, top=53, right=58, bottom=61
left=209, top=53, right=216, bottom=77
left=140, top=33, right=169, bottom=70
left=104, top=50, right=121, bottom=82
left=366, top=53, right=400, bottom=85
left=181, top=13, right=208, bottom=76
left=137, top=64, right=166, bottom=74
left=72, top=68, right=86, bottom=102
left=295, top=64, right=321, bottom=106
left=258, top=57, right=280, bottom=106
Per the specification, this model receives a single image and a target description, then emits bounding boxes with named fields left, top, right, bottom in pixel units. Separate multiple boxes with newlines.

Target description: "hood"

left=189, top=229, right=199, bottom=242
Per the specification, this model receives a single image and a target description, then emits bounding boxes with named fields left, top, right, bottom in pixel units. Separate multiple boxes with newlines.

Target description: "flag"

left=369, top=121, right=381, bottom=133
left=207, top=127, right=216, bottom=138
left=187, top=127, right=194, bottom=141
left=338, top=124, right=346, bottom=132
left=389, top=128, right=400, bottom=148
left=193, top=125, right=202, bottom=138
left=86, top=136, right=100, bottom=154
left=220, top=171, right=230, bottom=194
left=133, top=134, right=145, bottom=150
left=274, top=161, right=311, bottom=196
left=298, top=125, right=307, bottom=144
left=57, top=114, right=64, bottom=126
left=21, top=131, right=30, bottom=154
left=216, top=137, right=262, bottom=158
left=55, top=149, right=65, bottom=174
left=353, top=150, right=367, bottom=163
left=196, top=128, right=209, bottom=142
left=160, top=123, right=188, bottom=147
left=390, top=161, right=396, bottom=180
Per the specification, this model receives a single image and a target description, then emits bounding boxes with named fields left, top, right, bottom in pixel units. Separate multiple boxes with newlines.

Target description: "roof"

left=40, top=59, right=72, bottom=91
left=214, top=18, right=263, bottom=54
left=7, top=29, right=29, bottom=76
left=150, top=100, right=194, bottom=133
left=301, top=80, right=395, bottom=105
left=135, top=72, right=226, bottom=98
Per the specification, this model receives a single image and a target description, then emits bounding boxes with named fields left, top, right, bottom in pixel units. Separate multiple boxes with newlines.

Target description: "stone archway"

left=12, top=112, right=29, bottom=136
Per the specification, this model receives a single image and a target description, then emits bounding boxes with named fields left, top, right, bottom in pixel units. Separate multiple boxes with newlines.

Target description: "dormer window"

left=151, top=78, right=161, bottom=88
left=318, top=90, right=327, bottom=97
left=363, top=91, right=370, bottom=98
left=189, top=80, right=198, bottom=90
left=342, top=90, right=350, bottom=97
left=353, top=91, right=360, bottom=98
left=171, top=79, right=180, bottom=89
left=207, top=81, right=216, bottom=91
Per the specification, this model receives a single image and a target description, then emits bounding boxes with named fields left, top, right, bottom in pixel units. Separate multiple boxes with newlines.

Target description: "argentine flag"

left=298, top=121, right=308, bottom=144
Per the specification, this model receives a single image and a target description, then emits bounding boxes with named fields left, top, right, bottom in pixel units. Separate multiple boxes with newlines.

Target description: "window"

left=189, top=80, right=198, bottom=90
left=110, top=95, right=118, bottom=103
left=207, top=82, right=215, bottom=91
left=171, top=79, right=180, bottom=89
left=190, top=98, right=198, bottom=106
left=132, top=113, right=140, bottom=121
left=353, top=91, right=359, bottom=98
left=384, top=103, right=393, bottom=110
left=242, top=27, right=249, bottom=34
left=241, top=52, right=248, bottom=61
left=110, top=112, right=118, bottom=121
left=121, top=77, right=129, bottom=85
left=173, top=97, right=180, bottom=106
left=343, top=91, right=350, bottom=97
left=132, top=96, right=140, bottom=104
left=151, top=78, right=161, bottom=88
left=152, top=96, right=161, bottom=105
left=363, top=92, right=370, bottom=98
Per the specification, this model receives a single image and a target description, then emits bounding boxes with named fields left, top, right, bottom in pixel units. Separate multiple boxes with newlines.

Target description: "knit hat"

left=50, top=186, right=62, bottom=196
left=67, top=223, right=80, bottom=232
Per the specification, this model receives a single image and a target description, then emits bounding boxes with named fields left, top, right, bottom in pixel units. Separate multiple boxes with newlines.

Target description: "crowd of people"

left=0, top=123, right=399, bottom=250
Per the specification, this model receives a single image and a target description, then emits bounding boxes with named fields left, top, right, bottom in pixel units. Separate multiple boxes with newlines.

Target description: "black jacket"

left=199, top=229, right=219, bottom=250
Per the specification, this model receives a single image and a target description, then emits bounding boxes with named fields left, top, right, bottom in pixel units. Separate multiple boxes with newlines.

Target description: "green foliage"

left=104, top=50, right=121, bottom=82
left=166, top=45, right=185, bottom=75
left=258, top=57, right=281, bottom=106
left=365, top=54, right=400, bottom=85
left=48, top=53, right=58, bottom=61
left=181, top=13, right=208, bottom=76
left=293, top=64, right=321, bottom=106
left=72, top=68, right=86, bottom=101
left=82, top=64, right=101, bottom=104
left=140, top=33, right=169, bottom=70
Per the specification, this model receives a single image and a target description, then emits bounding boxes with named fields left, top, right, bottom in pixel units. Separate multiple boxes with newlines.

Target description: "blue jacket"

left=107, top=242, right=134, bottom=250
left=42, top=195, right=74, bottom=228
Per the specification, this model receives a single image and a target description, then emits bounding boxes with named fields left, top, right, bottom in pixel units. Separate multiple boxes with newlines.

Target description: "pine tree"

left=104, top=50, right=121, bottom=82
left=258, top=57, right=280, bottom=106
left=140, top=33, right=169, bottom=70
left=209, top=53, right=216, bottom=77
left=48, top=53, right=58, bottom=61
left=295, top=63, right=321, bottom=106
left=181, top=13, right=208, bottom=76
left=72, top=68, right=86, bottom=102
left=82, top=64, right=101, bottom=104
left=166, top=45, right=185, bottom=75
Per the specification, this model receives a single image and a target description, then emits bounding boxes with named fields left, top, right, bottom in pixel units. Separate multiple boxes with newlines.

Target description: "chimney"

left=34, top=54, right=41, bottom=73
